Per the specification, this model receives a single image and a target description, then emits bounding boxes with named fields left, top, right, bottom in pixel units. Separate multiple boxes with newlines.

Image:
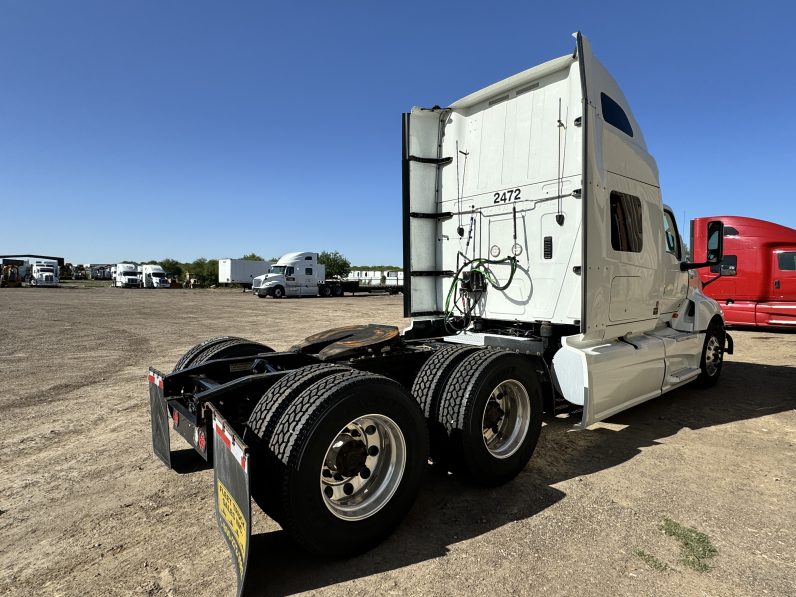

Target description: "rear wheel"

left=267, top=370, right=427, bottom=555
left=247, top=363, right=352, bottom=518
left=331, top=285, right=343, bottom=297
left=172, top=336, right=274, bottom=372
left=320, top=285, right=332, bottom=297
left=437, top=350, right=542, bottom=486
left=411, top=344, right=480, bottom=464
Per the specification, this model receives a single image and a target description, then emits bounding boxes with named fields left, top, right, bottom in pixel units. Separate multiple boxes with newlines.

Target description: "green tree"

left=241, top=253, right=265, bottom=261
left=318, top=251, right=351, bottom=278
left=159, top=258, right=183, bottom=278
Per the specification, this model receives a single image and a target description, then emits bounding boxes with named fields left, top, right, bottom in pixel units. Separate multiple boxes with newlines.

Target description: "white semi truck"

left=114, top=263, right=140, bottom=288
left=148, top=34, right=732, bottom=594
left=253, top=252, right=403, bottom=297
left=141, top=264, right=169, bottom=288
left=218, top=259, right=272, bottom=288
left=28, top=261, right=59, bottom=287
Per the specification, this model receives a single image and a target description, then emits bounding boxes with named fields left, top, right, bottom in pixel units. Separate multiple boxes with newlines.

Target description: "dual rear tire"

left=247, top=366, right=428, bottom=556
left=413, top=347, right=543, bottom=486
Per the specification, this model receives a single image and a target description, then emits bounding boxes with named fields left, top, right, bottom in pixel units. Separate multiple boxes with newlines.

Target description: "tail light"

left=197, top=429, right=207, bottom=452
left=172, top=409, right=180, bottom=428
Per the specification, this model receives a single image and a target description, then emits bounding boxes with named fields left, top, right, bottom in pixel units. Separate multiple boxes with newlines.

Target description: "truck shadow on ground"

left=242, top=360, right=794, bottom=596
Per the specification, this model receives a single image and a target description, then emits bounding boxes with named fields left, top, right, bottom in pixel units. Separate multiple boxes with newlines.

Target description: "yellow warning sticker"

left=217, top=479, right=247, bottom=575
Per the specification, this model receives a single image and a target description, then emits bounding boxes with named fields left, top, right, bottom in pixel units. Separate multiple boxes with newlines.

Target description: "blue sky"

left=2, top=1, right=794, bottom=265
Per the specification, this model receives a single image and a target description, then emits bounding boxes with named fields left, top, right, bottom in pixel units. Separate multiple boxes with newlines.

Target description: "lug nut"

left=360, top=467, right=371, bottom=479
left=343, top=483, right=354, bottom=495
left=365, top=425, right=376, bottom=435
left=368, top=446, right=379, bottom=457
left=324, top=486, right=333, bottom=498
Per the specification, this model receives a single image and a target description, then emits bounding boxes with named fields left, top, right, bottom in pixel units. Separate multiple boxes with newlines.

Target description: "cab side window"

left=305, top=268, right=313, bottom=275
left=777, top=252, right=796, bottom=271
left=286, top=267, right=294, bottom=276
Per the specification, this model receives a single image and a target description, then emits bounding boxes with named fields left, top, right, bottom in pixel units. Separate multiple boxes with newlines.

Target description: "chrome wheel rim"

left=320, top=414, right=406, bottom=521
left=705, top=335, right=722, bottom=376
left=481, top=379, right=531, bottom=459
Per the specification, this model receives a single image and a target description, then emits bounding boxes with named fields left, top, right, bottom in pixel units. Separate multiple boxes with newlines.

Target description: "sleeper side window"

left=305, top=267, right=313, bottom=275
left=710, top=254, right=737, bottom=274
left=610, top=191, right=643, bottom=253
left=601, top=93, right=634, bottom=137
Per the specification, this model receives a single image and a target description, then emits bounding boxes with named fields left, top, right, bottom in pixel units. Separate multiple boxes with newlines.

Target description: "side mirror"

left=680, top=220, right=724, bottom=271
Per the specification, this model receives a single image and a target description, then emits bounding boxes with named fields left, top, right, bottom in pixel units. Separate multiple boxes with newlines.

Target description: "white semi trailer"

left=148, top=34, right=731, bottom=594
left=218, top=259, right=272, bottom=288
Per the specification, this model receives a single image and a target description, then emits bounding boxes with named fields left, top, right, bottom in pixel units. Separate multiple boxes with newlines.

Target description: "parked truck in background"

left=28, top=260, right=59, bottom=287
left=218, top=259, right=272, bottom=288
left=253, top=253, right=404, bottom=298
left=141, top=264, right=170, bottom=288
left=0, top=259, right=25, bottom=287
left=115, top=263, right=140, bottom=288
left=148, top=34, right=732, bottom=595
left=693, top=215, right=796, bottom=328
left=251, top=252, right=345, bottom=297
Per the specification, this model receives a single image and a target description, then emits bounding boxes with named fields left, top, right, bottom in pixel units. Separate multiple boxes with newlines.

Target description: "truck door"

left=284, top=266, right=299, bottom=296
left=660, top=209, right=688, bottom=315
left=302, top=266, right=315, bottom=296
left=773, top=249, right=796, bottom=299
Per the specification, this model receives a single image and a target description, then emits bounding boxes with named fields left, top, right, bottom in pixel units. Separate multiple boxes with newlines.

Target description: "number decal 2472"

left=493, top=188, right=521, bottom=204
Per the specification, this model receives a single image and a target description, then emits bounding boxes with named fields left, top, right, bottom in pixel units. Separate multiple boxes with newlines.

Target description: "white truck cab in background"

left=28, top=260, right=59, bottom=287
left=141, top=264, right=169, bottom=288
left=115, top=263, right=140, bottom=288
left=252, top=252, right=327, bottom=298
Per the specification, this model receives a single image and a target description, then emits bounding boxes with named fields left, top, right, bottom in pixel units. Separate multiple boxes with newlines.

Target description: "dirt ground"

left=1, top=287, right=794, bottom=597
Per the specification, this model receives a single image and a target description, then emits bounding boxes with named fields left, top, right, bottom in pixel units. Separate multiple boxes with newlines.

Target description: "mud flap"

left=148, top=367, right=171, bottom=468
left=209, top=404, right=251, bottom=597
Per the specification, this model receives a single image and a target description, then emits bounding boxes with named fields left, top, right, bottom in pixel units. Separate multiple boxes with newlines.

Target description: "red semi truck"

left=693, top=216, right=796, bottom=328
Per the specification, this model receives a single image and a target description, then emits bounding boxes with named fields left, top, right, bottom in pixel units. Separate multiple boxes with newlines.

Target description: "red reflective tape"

left=215, top=423, right=231, bottom=449
left=147, top=373, right=155, bottom=383
left=158, top=378, right=163, bottom=389
left=240, top=455, right=247, bottom=472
